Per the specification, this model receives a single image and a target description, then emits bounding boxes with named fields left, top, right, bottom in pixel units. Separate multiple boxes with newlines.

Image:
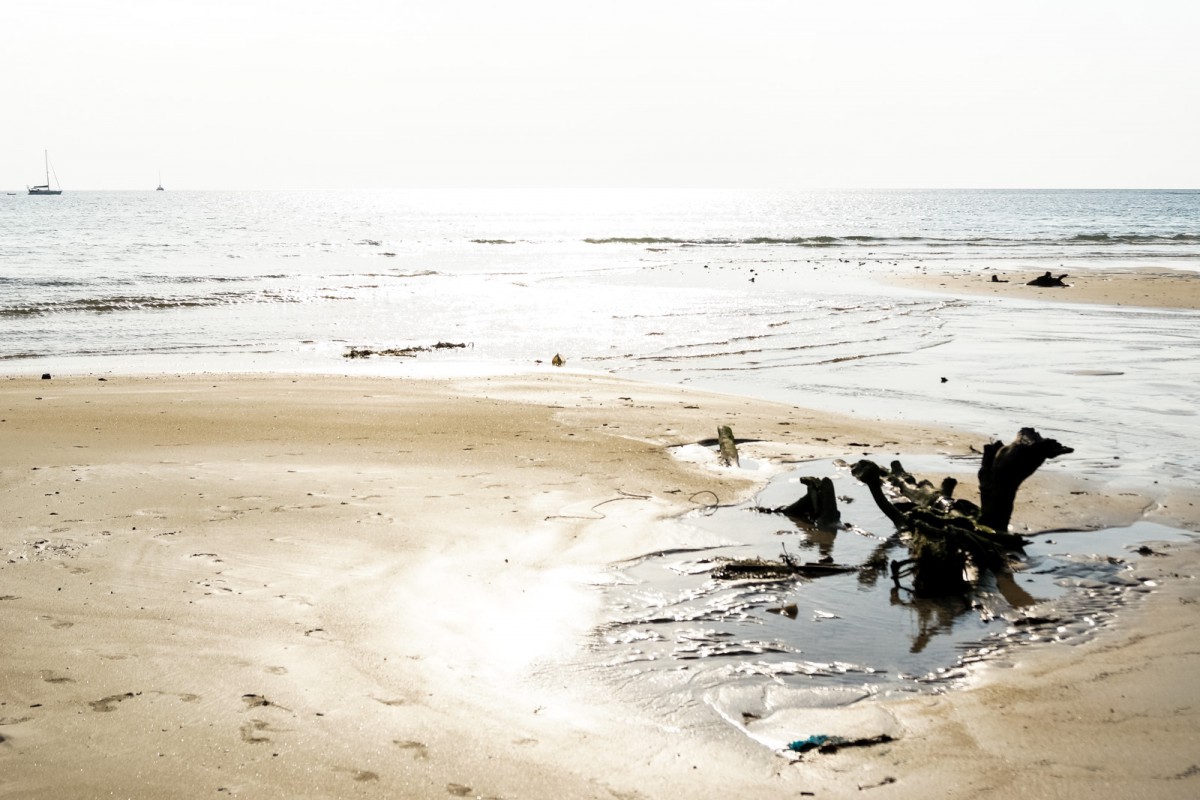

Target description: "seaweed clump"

left=344, top=342, right=468, bottom=359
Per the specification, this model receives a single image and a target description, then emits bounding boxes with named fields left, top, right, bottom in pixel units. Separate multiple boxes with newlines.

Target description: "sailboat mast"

left=28, top=149, right=62, bottom=194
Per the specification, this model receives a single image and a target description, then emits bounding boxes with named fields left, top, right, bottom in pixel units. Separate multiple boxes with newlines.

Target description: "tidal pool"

left=592, top=456, right=1191, bottom=727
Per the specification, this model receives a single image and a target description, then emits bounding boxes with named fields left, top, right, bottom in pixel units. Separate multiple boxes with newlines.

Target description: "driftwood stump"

left=779, top=476, right=841, bottom=531
left=1027, top=271, right=1069, bottom=287
left=852, top=428, right=1072, bottom=596
left=978, top=427, right=1074, bottom=533
left=716, top=425, right=740, bottom=467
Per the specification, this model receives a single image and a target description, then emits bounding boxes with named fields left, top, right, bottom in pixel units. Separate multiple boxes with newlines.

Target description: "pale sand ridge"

left=892, top=265, right=1200, bottom=309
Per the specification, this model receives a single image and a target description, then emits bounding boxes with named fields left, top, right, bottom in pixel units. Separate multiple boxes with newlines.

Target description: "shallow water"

left=4, top=189, right=1198, bottom=493
left=589, top=456, right=1193, bottom=731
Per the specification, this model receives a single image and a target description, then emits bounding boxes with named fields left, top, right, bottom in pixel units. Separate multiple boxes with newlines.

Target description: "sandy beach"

left=1, top=365, right=1197, bottom=800
left=4, top=0, right=1198, bottom=793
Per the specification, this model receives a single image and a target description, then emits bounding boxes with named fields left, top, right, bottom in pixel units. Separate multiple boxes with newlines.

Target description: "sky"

left=4, top=0, right=1198, bottom=190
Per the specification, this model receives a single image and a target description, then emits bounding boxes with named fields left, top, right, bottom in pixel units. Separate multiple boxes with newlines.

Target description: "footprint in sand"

left=241, top=693, right=292, bottom=713
left=264, top=666, right=288, bottom=675
left=239, top=717, right=292, bottom=744
left=240, top=719, right=271, bottom=744
left=207, top=507, right=245, bottom=523
left=274, top=593, right=314, bottom=608
left=302, top=627, right=335, bottom=641
left=89, top=692, right=139, bottom=712
left=445, top=784, right=501, bottom=799
left=37, top=615, right=75, bottom=629
left=393, top=740, right=428, bottom=759
left=333, top=767, right=380, bottom=782
left=271, top=503, right=325, bottom=513
left=194, top=578, right=235, bottom=595
left=602, top=788, right=648, bottom=800
left=0, top=716, right=34, bottom=726
left=148, top=691, right=201, bottom=703
left=39, top=670, right=75, bottom=684
left=355, top=512, right=397, bottom=525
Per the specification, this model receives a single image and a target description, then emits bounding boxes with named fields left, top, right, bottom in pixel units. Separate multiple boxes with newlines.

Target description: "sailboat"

left=156, top=171, right=164, bottom=191
left=28, top=151, right=62, bottom=195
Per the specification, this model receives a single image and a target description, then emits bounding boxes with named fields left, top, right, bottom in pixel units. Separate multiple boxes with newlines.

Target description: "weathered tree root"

left=978, top=427, right=1074, bottom=533
left=717, top=424, right=740, bottom=467
left=781, top=476, right=841, bottom=530
left=853, top=428, right=1072, bottom=597
left=755, top=475, right=842, bottom=531
left=712, top=547, right=857, bottom=581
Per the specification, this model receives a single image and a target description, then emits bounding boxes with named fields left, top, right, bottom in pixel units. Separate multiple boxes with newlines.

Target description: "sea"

left=3, top=188, right=1198, bottom=488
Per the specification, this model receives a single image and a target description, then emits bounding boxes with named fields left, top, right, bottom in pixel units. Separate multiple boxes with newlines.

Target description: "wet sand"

left=1, top=371, right=1197, bottom=799
left=892, top=265, right=1200, bottom=309
left=844, top=539, right=1200, bottom=798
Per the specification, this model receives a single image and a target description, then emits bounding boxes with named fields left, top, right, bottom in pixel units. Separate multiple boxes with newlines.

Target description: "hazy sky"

left=5, top=0, right=1197, bottom=190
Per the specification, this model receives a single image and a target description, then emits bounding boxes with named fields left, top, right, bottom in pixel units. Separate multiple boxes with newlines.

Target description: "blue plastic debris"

left=788, top=734, right=838, bottom=752
left=787, top=733, right=894, bottom=754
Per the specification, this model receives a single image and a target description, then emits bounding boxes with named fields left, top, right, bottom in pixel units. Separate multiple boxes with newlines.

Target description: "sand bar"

left=1, top=372, right=1196, bottom=798
left=892, top=266, right=1200, bottom=309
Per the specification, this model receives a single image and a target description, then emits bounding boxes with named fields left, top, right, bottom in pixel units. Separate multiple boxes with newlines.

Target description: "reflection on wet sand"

left=595, top=457, right=1185, bottom=709
left=888, top=589, right=971, bottom=655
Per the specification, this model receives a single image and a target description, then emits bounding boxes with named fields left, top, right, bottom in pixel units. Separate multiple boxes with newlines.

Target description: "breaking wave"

left=1069, top=232, right=1200, bottom=243
left=584, top=233, right=1200, bottom=248
left=0, top=290, right=293, bottom=317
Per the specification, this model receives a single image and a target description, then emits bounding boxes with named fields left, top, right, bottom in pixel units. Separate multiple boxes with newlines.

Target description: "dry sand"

left=891, top=265, right=1200, bottom=310
left=1, top=371, right=1196, bottom=799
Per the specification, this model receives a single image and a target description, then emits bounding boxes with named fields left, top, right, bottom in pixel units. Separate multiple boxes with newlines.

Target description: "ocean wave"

left=584, top=233, right=1200, bottom=248
left=584, top=236, right=846, bottom=246
left=1069, top=232, right=1200, bottom=243
left=324, top=271, right=441, bottom=280
left=160, top=274, right=261, bottom=284
left=0, top=273, right=262, bottom=289
left=0, top=277, right=91, bottom=288
left=0, top=290, right=287, bottom=317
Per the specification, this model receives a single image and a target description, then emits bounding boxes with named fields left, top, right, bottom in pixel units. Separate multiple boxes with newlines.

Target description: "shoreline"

left=1, top=373, right=1197, bottom=798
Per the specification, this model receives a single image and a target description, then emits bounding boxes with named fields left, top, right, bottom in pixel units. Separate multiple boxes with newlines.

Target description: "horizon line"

left=7, top=186, right=1200, bottom=193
